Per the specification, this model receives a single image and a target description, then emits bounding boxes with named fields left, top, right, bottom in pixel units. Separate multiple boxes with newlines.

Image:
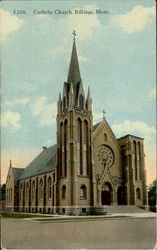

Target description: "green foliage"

left=1, top=212, right=47, bottom=219
left=148, top=179, right=156, bottom=212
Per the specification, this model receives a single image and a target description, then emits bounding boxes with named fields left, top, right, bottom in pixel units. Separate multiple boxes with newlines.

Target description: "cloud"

left=1, top=147, right=41, bottom=184
left=111, top=5, right=155, bottom=33
left=1, top=111, right=22, bottom=130
left=4, top=98, right=30, bottom=106
left=67, top=5, right=101, bottom=40
left=30, top=96, right=57, bottom=126
left=0, top=8, right=23, bottom=41
left=111, top=120, right=155, bottom=136
left=111, top=119, right=156, bottom=185
left=52, top=4, right=101, bottom=58
left=93, top=111, right=103, bottom=124
left=149, top=87, right=156, bottom=99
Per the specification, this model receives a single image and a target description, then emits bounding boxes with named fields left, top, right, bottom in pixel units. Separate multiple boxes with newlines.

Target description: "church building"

left=5, top=34, right=148, bottom=215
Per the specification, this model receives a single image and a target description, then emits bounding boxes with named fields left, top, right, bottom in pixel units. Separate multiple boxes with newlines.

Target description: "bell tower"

left=56, top=32, right=94, bottom=214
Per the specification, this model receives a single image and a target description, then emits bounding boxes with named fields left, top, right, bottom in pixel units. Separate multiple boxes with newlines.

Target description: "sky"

left=0, top=0, right=156, bottom=186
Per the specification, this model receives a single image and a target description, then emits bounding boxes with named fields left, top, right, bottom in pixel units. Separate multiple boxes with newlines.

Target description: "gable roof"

left=19, top=145, right=57, bottom=180
left=12, top=168, right=24, bottom=181
left=93, top=119, right=121, bottom=150
left=93, top=122, right=101, bottom=131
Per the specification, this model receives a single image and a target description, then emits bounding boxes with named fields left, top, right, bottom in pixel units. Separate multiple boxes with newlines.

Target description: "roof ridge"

left=19, top=144, right=57, bottom=180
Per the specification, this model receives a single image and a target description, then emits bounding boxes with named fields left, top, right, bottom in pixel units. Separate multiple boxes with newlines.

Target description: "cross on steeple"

left=67, top=31, right=81, bottom=86
left=73, top=30, right=76, bottom=41
left=102, top=109, right=106, bottom=120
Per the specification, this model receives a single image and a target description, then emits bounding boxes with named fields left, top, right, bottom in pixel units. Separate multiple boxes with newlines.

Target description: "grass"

left=1, top=212, right=50, bottom=219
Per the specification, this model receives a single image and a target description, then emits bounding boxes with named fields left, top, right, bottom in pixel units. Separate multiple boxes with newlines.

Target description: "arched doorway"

left=117, top=186, right=125, bottom=205
left=101, top=182, right=112, bottom=205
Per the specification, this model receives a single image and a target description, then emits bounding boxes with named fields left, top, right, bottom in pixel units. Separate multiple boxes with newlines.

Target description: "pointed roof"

left=12, top=168, right=24, bottom=181
left=19, top=145, right=57, bottom=180
left=6, top=162, right=24, bottom=182
left=93, top=122, right=101, bottom=131
left=67, top=40, right=81, bottom=87
left=87, top=86, right=91, bottom=99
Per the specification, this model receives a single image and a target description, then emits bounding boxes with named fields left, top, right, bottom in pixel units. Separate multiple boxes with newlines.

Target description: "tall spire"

left=86, top=86, right=92, bottom=112
left=87, top=86, right=91, bottom=99
left=67, top=31, right=81, bottom=87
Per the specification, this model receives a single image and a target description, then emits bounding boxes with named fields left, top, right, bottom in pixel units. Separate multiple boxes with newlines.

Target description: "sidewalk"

left=24, top=211, right=157, bottom=223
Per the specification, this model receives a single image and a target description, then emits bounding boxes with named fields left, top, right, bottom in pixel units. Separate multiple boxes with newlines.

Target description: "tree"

left=148, top=180, right=156, bottom=212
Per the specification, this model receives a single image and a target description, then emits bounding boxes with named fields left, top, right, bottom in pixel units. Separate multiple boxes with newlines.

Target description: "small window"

left=104, top=133, right=107, bottom=141
left=26, top=183, right=29, bottom=201
left=48, top=177, right=52, bottom=199
left=136, top=188, right=141, bottom=199
left=32, top=181, right=35, bottom=200
left=10, top=188, right=12, bottom=200
left=39, top=179, right=43, bottom=199
left=80, top=185, right=87, bottom=199
left=62, top=185, right=66, bottom=199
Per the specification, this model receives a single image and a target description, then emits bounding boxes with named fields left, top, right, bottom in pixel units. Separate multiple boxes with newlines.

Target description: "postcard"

left=1, top=0, right=156, bottom=249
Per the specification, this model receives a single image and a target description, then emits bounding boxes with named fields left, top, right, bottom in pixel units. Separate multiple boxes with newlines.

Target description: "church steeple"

left=58, top=32, right=92, bottom=113
left=67, top=31, right=81, bottom=87
left=56, top=33, right=94, bottom=212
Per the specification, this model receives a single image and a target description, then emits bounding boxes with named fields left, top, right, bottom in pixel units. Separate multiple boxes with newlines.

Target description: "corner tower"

left=56, top=33, right=94, bottom=214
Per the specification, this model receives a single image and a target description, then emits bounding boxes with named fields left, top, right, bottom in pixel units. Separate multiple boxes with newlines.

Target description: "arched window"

left=136, top=188, right=141, bottom=199
left=32, top=181, right=35, bottom=200
left=84, top=120, right=89, bottom=175
left=79, top=95, right=84, bottom=109
left=8, top=188, right=10, bottom=201
left=80, top=185, right=87, bottom=199
left=64, top=120, right=68, bottom=176
left=133, top=141, right=137, bottom=180
left=48, top=177, right=52, bottom=199
left=77, top=118, right=81, bottom=143
left=26, top=182, right=29, bottom=201
left=60, top=122, right=63, bottom=177
left=39, top=179, right=43, bottom=199
left=84, top=120, right=88, bottom=144
left=77, top=118, right=83, bottom=175
left=62, top=185, right=66, bottom=199
left=20, top=183, right=23, bottom=202
left=104, top=133, right=107, bottom=141
left=138, top=142, right=141, bottom=180
left=10, top=188, right=12, bottom=200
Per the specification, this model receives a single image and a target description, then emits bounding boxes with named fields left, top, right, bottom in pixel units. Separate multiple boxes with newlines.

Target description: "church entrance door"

left=101, top=182, right=112, bottom=205
left=101, top=190, right=111, bottom=205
